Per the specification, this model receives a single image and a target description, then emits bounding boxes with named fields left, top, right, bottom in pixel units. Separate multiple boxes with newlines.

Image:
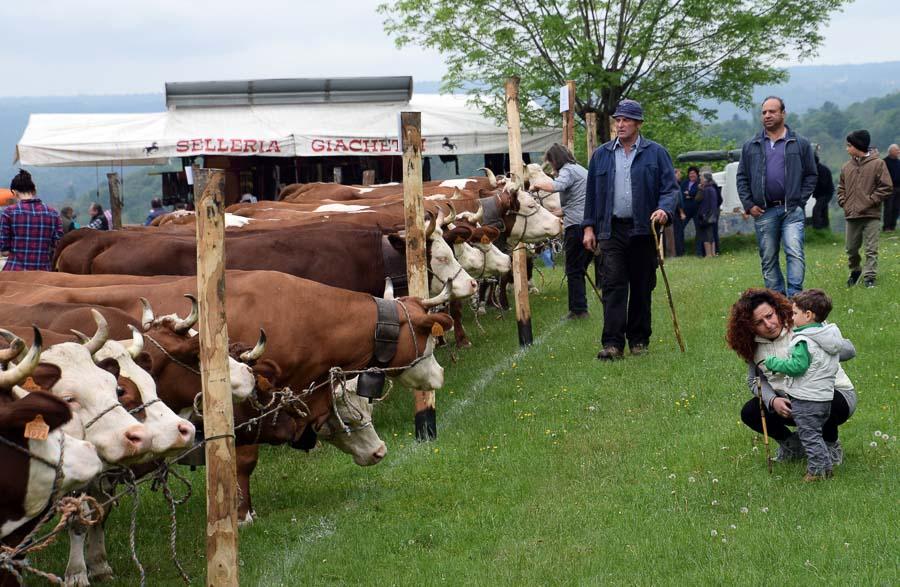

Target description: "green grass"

left=30, top=232, right=899, bottom=585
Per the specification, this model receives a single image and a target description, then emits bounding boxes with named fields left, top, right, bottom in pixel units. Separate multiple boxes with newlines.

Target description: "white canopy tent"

left=16, top=94, right=560, bottom=167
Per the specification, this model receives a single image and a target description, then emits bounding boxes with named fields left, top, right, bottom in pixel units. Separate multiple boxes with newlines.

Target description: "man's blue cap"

left=613, top=99, right=644, bottom=121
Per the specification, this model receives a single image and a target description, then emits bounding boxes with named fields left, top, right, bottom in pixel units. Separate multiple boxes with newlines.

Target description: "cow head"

left=506, top=188, right=563, bottom=244
left=523, top=163, right=563, bottom=215
left=139, top=297, right=257, bottom=404
left=382, top=282, right=454, bottom=390
left=316, top=377, right=386, bottom=466
left=1, top=326, right=150, bottom=464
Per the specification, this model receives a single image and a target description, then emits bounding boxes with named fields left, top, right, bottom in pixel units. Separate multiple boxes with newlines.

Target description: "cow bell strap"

left=381, top=236, right=409, bottom=296
left=371, top=297, right=400, bottom=367
left=480, top=196, right=503, bottom=229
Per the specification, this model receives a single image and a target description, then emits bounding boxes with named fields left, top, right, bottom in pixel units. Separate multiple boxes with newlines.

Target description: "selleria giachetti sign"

left=176, top=138, right=283, bottom=154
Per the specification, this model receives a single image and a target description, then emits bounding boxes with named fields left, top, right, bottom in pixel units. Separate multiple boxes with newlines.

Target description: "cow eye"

left=116, top=386, right=126, bottom=398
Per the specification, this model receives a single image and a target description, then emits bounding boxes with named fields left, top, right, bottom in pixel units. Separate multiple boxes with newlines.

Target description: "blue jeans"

left=754, top=205, right=805, bottom=297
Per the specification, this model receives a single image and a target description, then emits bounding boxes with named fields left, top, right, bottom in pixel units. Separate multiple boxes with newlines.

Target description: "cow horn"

left=421, top=280, right=452, bottom=309
left=0, top=327, right=42, bottom=388
left=173, top=295, right=199, bottom=334
left=83, top=309, right=110, bottom=355
left=473, top=202, right=484, bottom=223
left=127, top=325, right=144, bottom=358
left=424, top=213, right=436, bottom=239
left=383, top=277, right=395, bottom=300
left=443, top=203, right=456, bottom=225
left=139, top=297, right=155, bottom=330
left=451, top=187, right=464, bottom=200
left=70, top=329, right=90, bottom=344
left=240, top=329, right=267, bottom=362
left=479, top=167, right=497, bottom=187
left=0, top=331, right=25, bottom=363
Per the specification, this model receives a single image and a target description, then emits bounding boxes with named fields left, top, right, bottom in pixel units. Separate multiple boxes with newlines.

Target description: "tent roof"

left=16, top=94, right=560, bottom=167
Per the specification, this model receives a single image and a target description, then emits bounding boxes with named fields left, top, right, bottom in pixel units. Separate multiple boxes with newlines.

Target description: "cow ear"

left=133, top=351, right=153, bottom=373
left=483, top=226, right=501, bottom=241
left=252, top=359, right=282, bottom=385
left=387, top=233, right=405, bottom=251
left=414, top=311, right=454, bottom=334
left=96, top=357, right=121, bottom=380
left=31, top=363, right=62, bottom=391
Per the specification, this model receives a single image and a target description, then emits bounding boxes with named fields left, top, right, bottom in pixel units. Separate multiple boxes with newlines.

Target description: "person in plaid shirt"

left=0, top=170, right=63, bottom=271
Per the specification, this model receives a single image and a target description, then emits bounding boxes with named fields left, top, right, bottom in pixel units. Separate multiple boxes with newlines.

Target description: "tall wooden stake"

left=400, top=112, right=436, bottom=441
left=585, top=112, right=598, bottom=158
left=564, top=80, right=576, bottom=154
left=106, top=172, right=123, bottom=229
left=505, top=77, right=533, bottom=346
left=193, top=167, right=239, bottom=587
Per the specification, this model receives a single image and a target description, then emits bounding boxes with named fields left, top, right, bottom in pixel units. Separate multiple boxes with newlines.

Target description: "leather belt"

left=371, top=297, right=400, bottom=368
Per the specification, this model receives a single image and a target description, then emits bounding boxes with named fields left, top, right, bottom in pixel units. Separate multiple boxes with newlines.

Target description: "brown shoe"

left=630, top=344, right=649, bottom=356
left=596, top=346, right=623, bottom=361
left=803, top=470, right=833, bottom=482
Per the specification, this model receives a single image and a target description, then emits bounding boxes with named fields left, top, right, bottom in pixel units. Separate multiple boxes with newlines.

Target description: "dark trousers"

left=674, top=199, right=705, bottom=256
left=740, top=392, right=851, bottom=443
left=598, top=220, right=657, bottom=350
left=564, top=225, right=599, bottom=313
left=812, top=195, right=831, bottom=229
left=884, top=188, right=900, bottom=231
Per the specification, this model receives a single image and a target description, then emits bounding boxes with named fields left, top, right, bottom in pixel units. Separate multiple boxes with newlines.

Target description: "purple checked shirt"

left=0, top=199, right=63, bottom=271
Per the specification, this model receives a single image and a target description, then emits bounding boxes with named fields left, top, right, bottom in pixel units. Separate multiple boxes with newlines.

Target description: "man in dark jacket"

left=883, top=144, right=900, bottom=231
left=582, top=99, right=678, bottom=360
left=736, top=96, right=817, bottom=297
left=811, top=152, right=834, bottom=230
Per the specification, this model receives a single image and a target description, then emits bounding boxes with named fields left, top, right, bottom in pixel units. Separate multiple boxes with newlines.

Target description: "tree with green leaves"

left=380, top=0, right=851, bottom=144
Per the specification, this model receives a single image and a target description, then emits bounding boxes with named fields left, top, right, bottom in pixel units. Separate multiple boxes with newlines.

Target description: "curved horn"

left=0, top=327, right=42, bottom=388
left=83, top=309, right=109, bottom=355
left=70, top=329, right=90, bottom=344
left=127, top=325, right=144, bottom=359
left=0, top=331, right=25, bottom=362
left=173, top=295, right=199, bottom=334
left=479, top=167, right=497, bottom=187
left=240, top=329, right=267, bottom=362
left=139, top=297, right=155, bottom=330
left=473, top=202, right=484, bottom=223
left=424, top=213, right=436, bottom=239
left=421, top=280, right=452, bottom=309
left=450, top=187, right=464, bottom=200
left=383, top=277, right=395, bottom=301
left=442, top=203, right=456, bottom=225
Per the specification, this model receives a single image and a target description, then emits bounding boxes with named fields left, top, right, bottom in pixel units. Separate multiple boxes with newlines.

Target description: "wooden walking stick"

left=651, top=219, right=685, bottom=352
left=755, top=364, right=773, bottom=474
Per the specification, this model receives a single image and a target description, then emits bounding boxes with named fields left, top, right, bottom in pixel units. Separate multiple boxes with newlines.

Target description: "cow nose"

left=177, top=421, right=196, bottom=444
left=124, top=424, right=149, bottom=451
left=469, top=279, right=478, bottom=291
left=373, top=442, right=387, bottom=462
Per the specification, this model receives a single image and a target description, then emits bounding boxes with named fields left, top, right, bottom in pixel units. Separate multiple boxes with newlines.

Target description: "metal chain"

left=144, top=334, right=201, bottom=375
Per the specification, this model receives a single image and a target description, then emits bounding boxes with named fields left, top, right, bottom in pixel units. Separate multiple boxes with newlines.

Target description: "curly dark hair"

left=726, top=288, right=794, bottom=363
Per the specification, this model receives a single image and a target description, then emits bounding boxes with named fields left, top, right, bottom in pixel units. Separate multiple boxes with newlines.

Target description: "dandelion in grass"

left=721, top=537, right=727, bottom=543
left=874, top=431, right=882, bottom=437
left=740, top=507, right=749, bottom=514
left=730, top=524, right=737, bottom=530
left=668, top=473, right=676, bottom=480
left=712, top=478, right=719, bottom=484
left=711, top=500, right=719, bottom=506
left=870, top=441, right=878, bottom=448
left=688, top=476, right=696, bottom=483
left=710, top=529, right=718, bottom=537
left=760, top=507, right=769, bottom=513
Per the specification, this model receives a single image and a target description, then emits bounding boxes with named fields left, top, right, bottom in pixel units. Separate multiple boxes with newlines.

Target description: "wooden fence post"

left=106, top=172, right=123, bottom=229
left=586, top=112, right=598, bottom=158
left=193, top=166, right=239, bottom=587
left=505, top=77, right=533, bottom=347
left=564, top=80, right=576, bottom=154
left=400, top=112, right=436, bottom=441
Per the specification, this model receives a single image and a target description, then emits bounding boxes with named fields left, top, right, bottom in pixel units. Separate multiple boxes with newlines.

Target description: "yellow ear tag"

left=22, top=377, right=43, bottom=393
left=431, top=323, right=445, bottom=337
left=24, top=415, right=50, bottom=441
left=480, top=235, right=491, bottom=245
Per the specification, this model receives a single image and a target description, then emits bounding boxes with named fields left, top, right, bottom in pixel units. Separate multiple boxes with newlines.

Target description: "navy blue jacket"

left=736, top=126, right=817, bottom=213
left=582, top=137, right=679, bottom=239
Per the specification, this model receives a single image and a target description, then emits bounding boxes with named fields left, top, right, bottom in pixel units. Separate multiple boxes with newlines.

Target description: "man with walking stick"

left=582, top=99, right=679, bottom=360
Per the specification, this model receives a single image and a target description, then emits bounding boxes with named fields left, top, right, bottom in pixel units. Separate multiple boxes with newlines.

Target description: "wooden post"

left=609, top=116, right=617, bottom=141
left=362, top=169, right=376, bottom=186
left=106, top=172, right=123, bottom=229
left=586, top=112, right=598, bottom=158
left=505, top=77, right=533, bottom=347
left=193, top=167, right=239, bottom=587
left=400, top=112, right=436, bottom=441
left=564, top=80, right=576, bottom=154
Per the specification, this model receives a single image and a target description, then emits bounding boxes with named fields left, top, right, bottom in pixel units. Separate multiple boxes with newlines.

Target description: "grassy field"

left=30, top=231, right=899, bottom=586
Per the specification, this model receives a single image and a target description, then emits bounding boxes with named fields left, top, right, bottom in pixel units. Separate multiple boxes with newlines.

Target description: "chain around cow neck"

left=144, top=334, right=201, bottom=376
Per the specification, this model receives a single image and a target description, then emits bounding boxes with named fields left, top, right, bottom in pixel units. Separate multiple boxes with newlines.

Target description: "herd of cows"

left=0, top=165, right=563, bottom=585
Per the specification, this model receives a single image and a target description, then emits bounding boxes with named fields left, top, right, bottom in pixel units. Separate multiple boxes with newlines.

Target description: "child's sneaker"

left=774, top=433, right=803, bottom=462
left=826, top=440, right=844, bottom=466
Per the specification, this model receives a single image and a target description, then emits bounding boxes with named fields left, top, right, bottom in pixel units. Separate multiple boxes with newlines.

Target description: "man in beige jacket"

left=838, top=130, right=894, bottom=288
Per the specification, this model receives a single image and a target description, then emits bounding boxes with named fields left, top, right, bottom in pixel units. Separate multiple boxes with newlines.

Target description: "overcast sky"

left=0, top=0, right=895, bottom=97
